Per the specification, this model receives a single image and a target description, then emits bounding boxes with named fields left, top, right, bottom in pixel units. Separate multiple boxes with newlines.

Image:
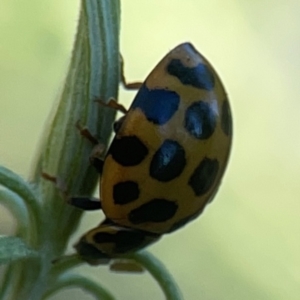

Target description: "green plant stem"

left=1, top=1, right=121, bottom=299
left=49, top=254, right=84, bottom=282
left=0, top=166, right=41, bottom=244
left=128, top=251, right=184, bottom=300
left=0, top=190, right=29, bottom=237
left=43, top=274, right=116, bottom=300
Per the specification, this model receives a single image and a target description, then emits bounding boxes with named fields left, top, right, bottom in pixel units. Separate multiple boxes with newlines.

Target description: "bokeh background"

left=1, top=0, right=299, bottom=299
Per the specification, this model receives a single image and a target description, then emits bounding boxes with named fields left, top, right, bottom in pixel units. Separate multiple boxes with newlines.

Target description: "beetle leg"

left=42, top=172, right=102, bottom=211
left=120, top=54, right=143, bottom=90
left=68, top=196, right=102, bottom=210
left=41, top=171, right=67, bottom=200
left=109, top=259, right=144, bottom=273
left=93, top=54, right=143, bottom=132
left=76, top=121, right=105, bottom=174
left=76, top=120, right=99, bottom=145
left=94, top=52, right=144, bottom=119
left=41, top=172, right=67, bottom=194
left=89, top=144, right=105, bottom=174
left=94, top=97, right=128, bottom=114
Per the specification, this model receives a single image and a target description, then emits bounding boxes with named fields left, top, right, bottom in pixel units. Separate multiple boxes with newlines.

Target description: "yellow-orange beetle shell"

left=101, top=43, right=232, bottom=234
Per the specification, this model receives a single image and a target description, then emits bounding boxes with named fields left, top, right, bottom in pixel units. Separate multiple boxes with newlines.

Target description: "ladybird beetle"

left=74, top=42, right=232, bottom=260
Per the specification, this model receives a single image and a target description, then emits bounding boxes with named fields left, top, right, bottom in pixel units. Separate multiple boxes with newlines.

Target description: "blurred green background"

left=0, top=0, right=299, bottom=299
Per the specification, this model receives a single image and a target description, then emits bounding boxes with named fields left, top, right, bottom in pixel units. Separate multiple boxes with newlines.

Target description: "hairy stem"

left=1, top=1, right=120, bottom=299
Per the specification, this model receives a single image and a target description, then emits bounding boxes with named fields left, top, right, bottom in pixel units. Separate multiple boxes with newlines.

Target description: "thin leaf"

left=43, top=273, right=115, bottom=300
left=127, top=251, right=184, bottom=300
left=0, top=236, right=38, bottom=265
left=0, top=166, right=41, bottom=242
left=49, top=254, right=84, bottom=281
left=0, top=189, right=29, bottom=237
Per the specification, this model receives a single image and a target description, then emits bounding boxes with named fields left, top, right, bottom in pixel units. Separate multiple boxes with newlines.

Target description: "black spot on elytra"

left=150, top=140, right=186, bottom=182
left=189, top=158, right=219, bottom=196
left=221, top=99, right=232, bottom=136
left=74, top=238, right=110, bottom=259
left=128, top=199, right=178, bottom=224
left=69, top=197, right=102, bottom=210
left=167, top=59, right=215, bottom=90
left=109, top=136, right=148, bottom=166
left=131, top=84, right=180, bottom=125
left=93, top=230, right=147, bottom=253
left=184, top=101, right=217, bottom=139
left=113, top=181, right=140, bottom=205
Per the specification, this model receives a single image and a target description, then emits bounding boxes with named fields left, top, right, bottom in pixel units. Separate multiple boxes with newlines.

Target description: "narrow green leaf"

left=0, top=189, right=29, bottom=237
left=43, top=273, right=115, bottom=300
left=0, top=236, right=38, bottom=265
left=127, top=251, right=184, bottom=300
left=0, top=166, right=41, bottom=243
left=0, top=166, right=40, bottom=210
left=1, top=1, right=122, bottom=299
left=49, top=254, right=84, bottom=281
